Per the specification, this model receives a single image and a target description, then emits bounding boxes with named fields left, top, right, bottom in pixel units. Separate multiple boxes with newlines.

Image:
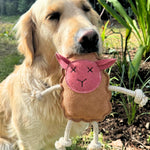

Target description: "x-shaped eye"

left=71, top=67, right=76, bottom=72
left=87, top=67, right=93, bottom=72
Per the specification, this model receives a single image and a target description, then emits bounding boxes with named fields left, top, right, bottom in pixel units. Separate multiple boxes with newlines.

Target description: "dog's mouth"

left=77, top=45, right=99, bottom=54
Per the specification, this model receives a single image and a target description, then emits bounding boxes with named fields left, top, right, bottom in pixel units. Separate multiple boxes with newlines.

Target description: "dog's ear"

left=15, top=10, right=36, bottom=66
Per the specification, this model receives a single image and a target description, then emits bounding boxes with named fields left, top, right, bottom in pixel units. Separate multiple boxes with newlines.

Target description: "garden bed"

left=99, top=98, right=150, bottom=149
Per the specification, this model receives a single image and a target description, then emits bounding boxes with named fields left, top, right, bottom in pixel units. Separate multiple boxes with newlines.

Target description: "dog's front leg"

left=108, top=86, right=148, bottom=107
left=0, top=138, right=13, bottom=150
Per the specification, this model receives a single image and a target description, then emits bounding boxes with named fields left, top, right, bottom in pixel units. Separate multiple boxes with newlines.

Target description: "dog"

left=0, top=0, right=102, bottom=149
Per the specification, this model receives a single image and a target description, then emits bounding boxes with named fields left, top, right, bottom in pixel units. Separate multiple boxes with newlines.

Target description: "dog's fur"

left=0, top=0, right=102, bottom=149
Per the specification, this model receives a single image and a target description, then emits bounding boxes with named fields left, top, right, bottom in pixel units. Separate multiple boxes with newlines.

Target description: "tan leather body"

left=61, top=53, right=112, bottom=122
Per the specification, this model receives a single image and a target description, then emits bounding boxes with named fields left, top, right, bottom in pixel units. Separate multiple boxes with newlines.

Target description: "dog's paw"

left=0, top=138, right=13, bottom=150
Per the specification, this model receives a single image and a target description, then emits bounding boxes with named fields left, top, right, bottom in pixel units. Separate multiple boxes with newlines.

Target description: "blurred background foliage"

left=0, top=0, right=35, bottom=15
left=0, top=0, right=135, bottom=18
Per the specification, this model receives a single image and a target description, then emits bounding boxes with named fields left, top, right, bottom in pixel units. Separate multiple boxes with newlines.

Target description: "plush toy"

left=55, top=53, right=116, bottom=122
left=31, top=53, right=148, bottom=150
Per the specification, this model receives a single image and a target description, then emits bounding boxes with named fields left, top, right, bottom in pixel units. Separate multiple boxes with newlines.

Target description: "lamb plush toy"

left=32, top=53, right=148, bottom=150
left=55, top=53, right=115, bottom=123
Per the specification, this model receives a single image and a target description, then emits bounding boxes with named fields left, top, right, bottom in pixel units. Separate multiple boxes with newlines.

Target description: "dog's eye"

left=47, top=12, right=61, bottom=21
left=82, top=5, right=90, bottom=12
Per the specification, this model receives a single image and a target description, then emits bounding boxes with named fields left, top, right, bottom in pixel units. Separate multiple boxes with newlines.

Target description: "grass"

left=0, top=52, right=23, bottom=82
left=0, top=15, right=20, bottom=23
left=0, top=20, right=17, bottom=56
left=0, top=16, right=22, bottom=82
left=67, top=131, right=113, bottom=150
left=100, top=24, right=139, bottom=53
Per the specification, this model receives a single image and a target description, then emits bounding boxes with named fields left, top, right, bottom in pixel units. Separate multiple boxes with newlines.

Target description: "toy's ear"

left=56, top=53, right=71, bottom=69
left=96, top=59, right=116, bottom=70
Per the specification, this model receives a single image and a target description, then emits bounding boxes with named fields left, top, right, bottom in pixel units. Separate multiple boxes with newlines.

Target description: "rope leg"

left=55, top=120, right=73, bottom=150
left=31, top=84, right=62, bottom=100
left=108, top=86, right=148, bottom=107
left=64, top=120, right=73, bottom=142
left=87, top=122, right=101, bottom=150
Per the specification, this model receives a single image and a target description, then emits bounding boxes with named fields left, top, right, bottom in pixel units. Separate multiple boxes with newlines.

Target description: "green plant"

left=120, top=96, right=138, bottom=125
left=110, top=63, right=138, bottom=125
left=97, top=0, right=150, bottom=124
left=67, top=132, right=92, bottom=150
left=66, top=130, right=112, bottom=150
left=101, top=20, right=110, bottom=42
left=106, top=37, right=149, bottom=125
left=147, top=135, right=150, bottom=144
left=98, top=0, right=150, bottom=79
left=115, top=64, right=149, bottom=125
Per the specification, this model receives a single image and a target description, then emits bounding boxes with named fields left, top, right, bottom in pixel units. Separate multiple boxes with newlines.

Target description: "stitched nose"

left=77, top=79, right=87, bottom=87
left=77, top=29, right=99, bottom=53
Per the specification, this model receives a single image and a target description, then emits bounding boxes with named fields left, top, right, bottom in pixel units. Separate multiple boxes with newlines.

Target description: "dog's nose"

left=76, top=29, right=99, bottom=53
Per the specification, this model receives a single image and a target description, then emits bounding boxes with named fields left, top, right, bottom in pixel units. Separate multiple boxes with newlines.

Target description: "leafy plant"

left=98, top=0, right=150, bottom=125
left=101, top=20, right=110, bottom=42
left=98, top=0, right=150, bottom=79
left=120, top=96, right=138, bottom=125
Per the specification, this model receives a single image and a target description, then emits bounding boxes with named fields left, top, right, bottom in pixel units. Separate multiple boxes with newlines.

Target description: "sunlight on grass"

left=101, top=26, right=139, bottom=53
left=0, top=21, right=17, bottom=57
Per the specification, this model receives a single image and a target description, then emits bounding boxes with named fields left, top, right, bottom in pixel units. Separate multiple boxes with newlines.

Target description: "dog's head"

left=15, top=0, right=102, bottom=66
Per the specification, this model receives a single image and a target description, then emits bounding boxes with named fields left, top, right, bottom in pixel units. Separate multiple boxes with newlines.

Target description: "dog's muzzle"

left=75, top=28, right=99, bottom=54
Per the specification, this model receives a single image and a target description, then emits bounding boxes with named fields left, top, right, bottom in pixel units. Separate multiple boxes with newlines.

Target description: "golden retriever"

left=0, top=0, right=102, bottom=149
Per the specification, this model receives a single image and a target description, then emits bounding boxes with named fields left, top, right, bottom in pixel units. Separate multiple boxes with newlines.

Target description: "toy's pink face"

left=56, top=54, right=116, bottom=93
left=66, top=60, right=101, bottom=93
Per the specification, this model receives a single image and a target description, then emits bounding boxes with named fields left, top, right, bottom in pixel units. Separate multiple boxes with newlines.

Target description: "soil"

left=99, top=99, right=150, bottom=150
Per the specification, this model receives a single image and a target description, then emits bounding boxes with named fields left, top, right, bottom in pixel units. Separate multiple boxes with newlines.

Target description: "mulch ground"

left=99, top=100, right=150, bottom=149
